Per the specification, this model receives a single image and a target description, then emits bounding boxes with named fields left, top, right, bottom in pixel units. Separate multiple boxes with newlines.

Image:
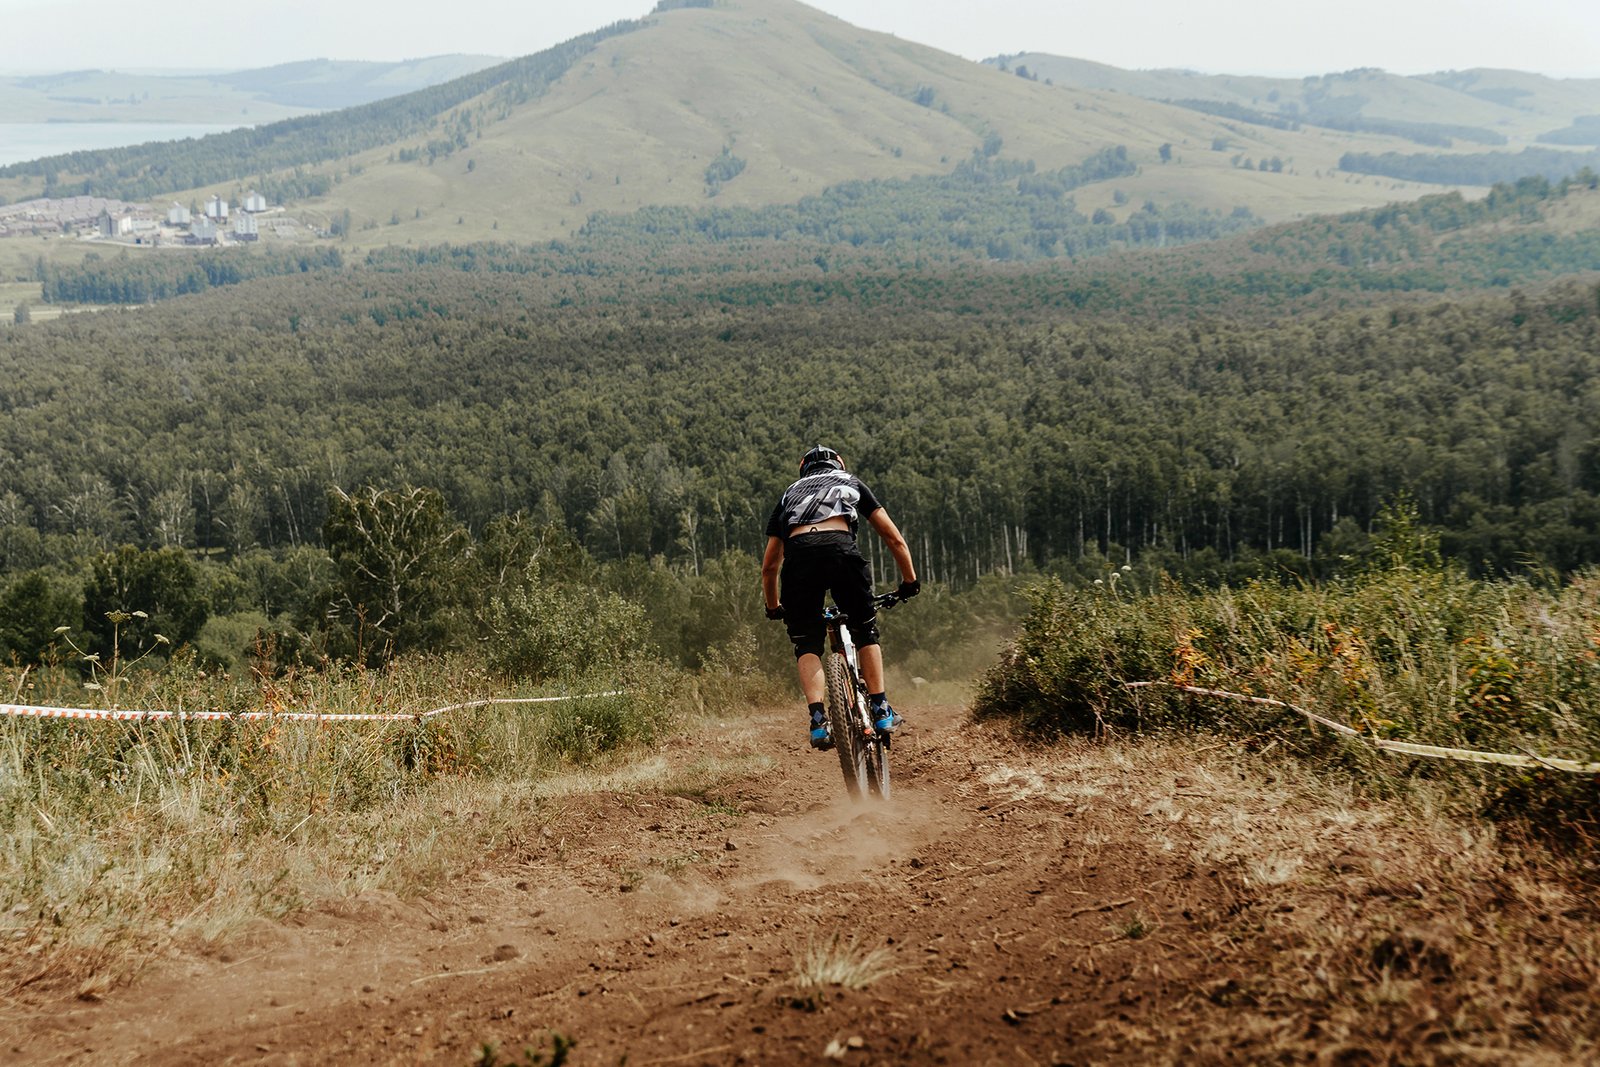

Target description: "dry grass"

left=0, top=651, right=770, bottom=1001
left=788, top=932, right=897, bottom=1001
left=978, top=553, right=1600, bottom=849
left=0, top=720, right=555, bottom=998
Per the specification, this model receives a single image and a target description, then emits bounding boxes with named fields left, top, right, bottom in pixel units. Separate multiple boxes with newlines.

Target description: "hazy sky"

left=0, top=0, right=1596, bottom=79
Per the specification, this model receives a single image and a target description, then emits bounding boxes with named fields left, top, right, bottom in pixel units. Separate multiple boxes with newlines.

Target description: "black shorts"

left=780, top=531, right=877, bottom=657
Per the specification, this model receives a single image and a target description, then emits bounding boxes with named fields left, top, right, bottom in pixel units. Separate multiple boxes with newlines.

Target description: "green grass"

left=0, top=280, right=39, bottom=322
left=0, top=276, right=111, bottom=326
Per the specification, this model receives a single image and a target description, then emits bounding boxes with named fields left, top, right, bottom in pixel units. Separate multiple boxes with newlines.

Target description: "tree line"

left=40, top=167, right=1599, bottom=324
left=1340, top=147, right=1600, bottom=187
left=5, top=252, right=1600, bottom=602
left=6, top=166, right=1600, bottom=680
left=37, top=246, right=344, bottom=305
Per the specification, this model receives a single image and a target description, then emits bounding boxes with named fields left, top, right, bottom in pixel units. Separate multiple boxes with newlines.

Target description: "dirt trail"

left=9, top=702, right=1596, bottom=1065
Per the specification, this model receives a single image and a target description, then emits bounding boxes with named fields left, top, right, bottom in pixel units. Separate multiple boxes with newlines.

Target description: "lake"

left=0, top=122, right=245, bottom=167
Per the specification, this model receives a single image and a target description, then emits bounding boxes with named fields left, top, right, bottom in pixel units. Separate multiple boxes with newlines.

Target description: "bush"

left=0, top=569, right=80, bottom=661
left=539, top=690, right=663, bottom=763
left=974, top=550, right=1600, bottom=839
left=193, top=610, right=274, bottom=672
left=81, top=545, right=208, bottom=663
left=485, top=559, right=649, bottom=682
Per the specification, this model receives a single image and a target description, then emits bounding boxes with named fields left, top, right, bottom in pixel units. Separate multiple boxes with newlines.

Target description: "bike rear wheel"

left=823, top=652, right=868, bottom=800
left=865, top=732, right=890, bottom=800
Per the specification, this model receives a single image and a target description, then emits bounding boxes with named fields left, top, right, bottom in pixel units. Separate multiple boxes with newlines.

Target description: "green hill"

left=0, top=0, right=1527, bottom=248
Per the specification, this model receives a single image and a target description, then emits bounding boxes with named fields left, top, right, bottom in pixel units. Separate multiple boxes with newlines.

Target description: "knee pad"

left=854, top=619, right=881, bottom=649
left=789, top=625, right=826, bottom=659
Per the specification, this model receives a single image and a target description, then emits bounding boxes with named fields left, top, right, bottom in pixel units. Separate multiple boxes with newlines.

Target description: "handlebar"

left=819, top=591, right=903, bottom=622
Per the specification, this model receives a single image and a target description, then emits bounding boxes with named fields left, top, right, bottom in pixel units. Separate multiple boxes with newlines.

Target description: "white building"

left=242, top=190, right=267, bottom=213
left=167, top=202, right=191, bottom=226
left=205, top=195, right=229, bottom=220
left=98, top=209, right=133, bottom=237
left=232, top=212, right=258, bottom=241
left=187, top=217, right=219, bottom=245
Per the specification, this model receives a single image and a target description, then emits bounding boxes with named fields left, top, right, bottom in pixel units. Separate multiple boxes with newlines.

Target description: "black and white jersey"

left=765, top=468, right=883, bottom=541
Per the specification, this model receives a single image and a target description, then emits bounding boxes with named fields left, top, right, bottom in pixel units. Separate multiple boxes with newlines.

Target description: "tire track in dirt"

left=11, top=702, right=1250, bottom=1065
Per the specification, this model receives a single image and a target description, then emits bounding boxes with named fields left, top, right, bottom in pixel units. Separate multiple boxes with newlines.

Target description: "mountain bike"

left=821, top=591, right=902, bottom=802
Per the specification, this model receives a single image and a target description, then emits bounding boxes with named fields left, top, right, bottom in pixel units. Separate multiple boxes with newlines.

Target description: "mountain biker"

left=760, top=445, right=919, bottom=750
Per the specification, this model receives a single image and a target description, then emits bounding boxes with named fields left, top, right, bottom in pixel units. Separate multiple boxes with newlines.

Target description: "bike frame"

left=828, top=613, right=873, bottom=728
left=821, top=592, right=898, bottom=801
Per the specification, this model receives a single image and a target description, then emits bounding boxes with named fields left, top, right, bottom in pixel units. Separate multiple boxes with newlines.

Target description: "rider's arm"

left=866, top=508, right=916, bottom=583
left=760, top=535, right=785, bottom=610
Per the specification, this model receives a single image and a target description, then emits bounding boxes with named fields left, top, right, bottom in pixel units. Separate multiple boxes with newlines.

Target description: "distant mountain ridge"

left=986, top=54, right=1600, bottom=147
left=0, top=23, right=642, bottom=204
left=4, top=0, right=1600, bottom=247
left=204, top=56, right=509, bottom=111
left=0, top=55, right=505, bottom=124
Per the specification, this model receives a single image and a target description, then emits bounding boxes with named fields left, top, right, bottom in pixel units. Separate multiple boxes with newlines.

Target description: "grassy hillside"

left=0, top=0, right=1499, bottom=250
left=295, top=0, right=1484, bottom=246
left=1423, top=68, right=1600, bottom=136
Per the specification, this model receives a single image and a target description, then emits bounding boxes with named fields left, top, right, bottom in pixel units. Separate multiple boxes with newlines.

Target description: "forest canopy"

left=4, top=165, right=1600, bottom=671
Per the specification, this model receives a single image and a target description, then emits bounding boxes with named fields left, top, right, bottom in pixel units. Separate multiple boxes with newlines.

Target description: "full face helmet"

left=799, top=445, right=844, bottom=474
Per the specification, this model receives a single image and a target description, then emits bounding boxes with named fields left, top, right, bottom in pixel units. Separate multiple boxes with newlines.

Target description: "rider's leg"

left=797, top=651, right=831, bottom=748
left=829, top=542, right=901, bottom=731
left=780, top=541, right=828, bottom=746
left=797, top=652, right=825, bottom=705
left=859, top=643, right=884, bottom=694
left=858, top=642, right=903, bottom=731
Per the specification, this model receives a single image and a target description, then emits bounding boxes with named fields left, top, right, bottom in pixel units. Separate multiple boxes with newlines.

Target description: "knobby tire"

left=866, top=729, right=890, bottom=800
left=823, top=652, right=867, bottom=800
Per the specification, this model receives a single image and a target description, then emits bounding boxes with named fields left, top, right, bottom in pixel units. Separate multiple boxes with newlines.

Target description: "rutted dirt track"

left=9, top=703, right=1599, bottom=1065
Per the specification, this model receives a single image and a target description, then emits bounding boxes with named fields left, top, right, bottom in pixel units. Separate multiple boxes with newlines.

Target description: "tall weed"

left=0, top=648, right=682, bottom=991
left=975, top=563, right=1600, bottom=841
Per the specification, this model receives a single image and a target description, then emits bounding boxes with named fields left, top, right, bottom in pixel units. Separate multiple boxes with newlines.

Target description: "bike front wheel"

left=864, top=731, right=890, bottom=800
left=823, top=652, right=868, bottom=800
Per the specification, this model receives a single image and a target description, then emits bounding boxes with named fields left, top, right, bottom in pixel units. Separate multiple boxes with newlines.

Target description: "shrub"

left=539, top=689, right=665, bottom=763
left=974, top=552, right=1600, bottom=839
left=192, top=610, right=274, bottom=672
left=485, top=559, right=649, bottom=682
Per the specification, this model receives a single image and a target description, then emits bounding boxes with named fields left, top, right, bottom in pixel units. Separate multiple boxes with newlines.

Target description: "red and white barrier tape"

left=0, top=692, right=625, bottom=724
left=1124, top=681, right=1600, bottom=774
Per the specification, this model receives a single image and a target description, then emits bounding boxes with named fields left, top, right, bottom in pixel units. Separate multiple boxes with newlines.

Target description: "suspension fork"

left=832, top=621, right=873, bottom=733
